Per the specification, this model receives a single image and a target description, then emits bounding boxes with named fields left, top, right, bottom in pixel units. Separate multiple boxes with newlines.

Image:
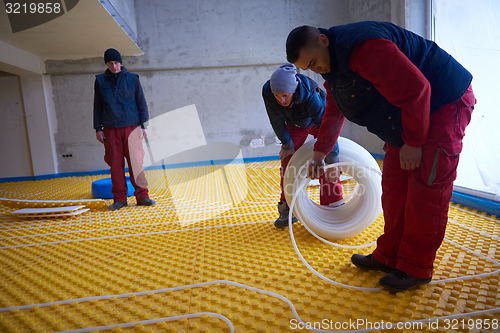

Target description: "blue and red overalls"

left=94, top=67, right=150, bottom=202
left=315, top=21, right=476, bottom=279
left=263, top=74, right=343, bottom=205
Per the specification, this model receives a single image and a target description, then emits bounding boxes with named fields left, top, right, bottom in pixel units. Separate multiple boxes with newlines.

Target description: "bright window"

left=433, top=0, right=500, bottom=200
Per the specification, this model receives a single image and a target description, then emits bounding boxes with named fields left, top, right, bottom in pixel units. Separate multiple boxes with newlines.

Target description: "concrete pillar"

left=0, top=75, right=32, bottom=179
left=0, top=40, right=59, bottom=178
left=19, top=74, right=58, bottom=177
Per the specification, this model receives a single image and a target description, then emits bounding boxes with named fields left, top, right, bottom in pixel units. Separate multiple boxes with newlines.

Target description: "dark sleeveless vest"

left=321, top=21, right=472, bottom=147
left=96, top=69, right=140, bottom=128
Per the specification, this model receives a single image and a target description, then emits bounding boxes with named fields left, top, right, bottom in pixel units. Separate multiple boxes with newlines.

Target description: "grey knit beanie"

left=270, top=63, right=298, bottom=93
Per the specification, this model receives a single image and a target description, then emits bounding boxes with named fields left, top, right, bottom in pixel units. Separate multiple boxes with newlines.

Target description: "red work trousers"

left=373, top=85, right=476, bottom=279
left=280, top=124, right=343, bottom=205
left=104, top=126, right=149, bottom=202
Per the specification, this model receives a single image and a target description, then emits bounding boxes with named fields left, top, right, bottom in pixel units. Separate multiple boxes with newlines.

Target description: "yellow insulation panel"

left=0, top=161, right=498, bottom=333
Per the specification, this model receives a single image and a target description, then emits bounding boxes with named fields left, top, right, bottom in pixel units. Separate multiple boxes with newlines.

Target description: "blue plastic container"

left=91, top=177, right=134, bottom=199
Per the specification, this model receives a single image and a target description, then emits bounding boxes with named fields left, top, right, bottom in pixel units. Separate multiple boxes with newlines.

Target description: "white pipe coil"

left=283, top=137, right=382, bottom=240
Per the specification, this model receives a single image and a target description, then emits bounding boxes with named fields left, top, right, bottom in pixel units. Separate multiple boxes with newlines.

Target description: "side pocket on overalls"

left=426, top=142, right=462, bottom=186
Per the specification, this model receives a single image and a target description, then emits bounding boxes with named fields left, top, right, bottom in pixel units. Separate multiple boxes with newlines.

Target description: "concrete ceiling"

left=0, top=0, right=142, bottom=60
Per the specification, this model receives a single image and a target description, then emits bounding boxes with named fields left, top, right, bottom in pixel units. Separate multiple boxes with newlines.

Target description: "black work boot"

left=379, top=269, right=432, bottom=291
left=137, top=197, right=156, bottom=206
left=351, top=254, right=392, bottom=273
left=109, top=201, right=127, bottom=210
left=274, top=201, right=298, bottom=228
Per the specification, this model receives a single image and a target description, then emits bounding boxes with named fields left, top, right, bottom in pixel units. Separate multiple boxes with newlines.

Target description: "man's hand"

left=96, top=131, right=105, bottom=144
left=324, top=165, right=340, bottom=183
left=399, top=144, right=422, bottom=170
left=141, top=128, right=147, bottom=139
left=307, top=151, right=326, bottom=179
left=279, top=148, right=295, bottom=161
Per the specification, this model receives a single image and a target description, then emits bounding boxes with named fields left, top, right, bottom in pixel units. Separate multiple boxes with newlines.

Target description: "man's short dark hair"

left=286, top=25, right=321, bottom=63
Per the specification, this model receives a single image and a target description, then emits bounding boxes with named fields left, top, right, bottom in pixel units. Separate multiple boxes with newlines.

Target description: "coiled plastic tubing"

left=283, top=137, right=382, bottom=240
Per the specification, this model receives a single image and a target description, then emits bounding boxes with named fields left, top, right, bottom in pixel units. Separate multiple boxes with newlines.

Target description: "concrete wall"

left=45, top=0, right=355, bottom=174
left=0, top=0, right=408, bottom=177
left=0, top=0, right=405, bottom=178
left=109, top=0, right=138, bottom=37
